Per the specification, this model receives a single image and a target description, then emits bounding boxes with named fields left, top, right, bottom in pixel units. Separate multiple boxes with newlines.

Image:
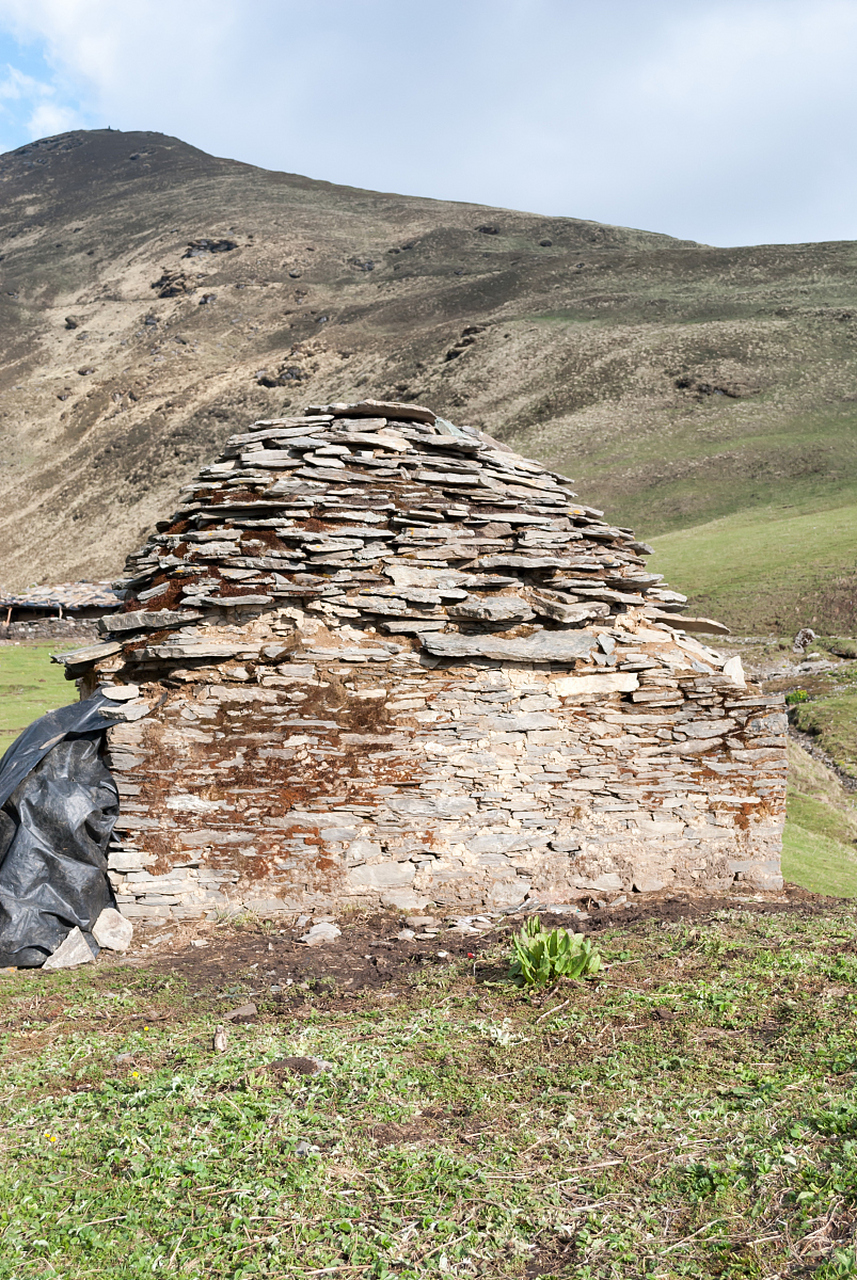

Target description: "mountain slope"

left=2, top=127, right=855, bottom=631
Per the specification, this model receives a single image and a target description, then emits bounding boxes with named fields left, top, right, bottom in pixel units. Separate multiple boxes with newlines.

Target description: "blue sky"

left=1, top=0, right=857, bottom=248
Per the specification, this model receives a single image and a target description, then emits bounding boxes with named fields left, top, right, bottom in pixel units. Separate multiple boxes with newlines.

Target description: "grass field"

left=649, top=497, right=857, bottom=635
left=778, top=739, right=857, bottom=898
left=781, top=821, right=857, bottom=898
left=0, top=642, right=72, bottom=756
left=2, top=906, right=857, bottom=1278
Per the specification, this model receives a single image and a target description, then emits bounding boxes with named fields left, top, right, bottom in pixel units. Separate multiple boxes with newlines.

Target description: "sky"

left=1, top=0, right=856, bottom=248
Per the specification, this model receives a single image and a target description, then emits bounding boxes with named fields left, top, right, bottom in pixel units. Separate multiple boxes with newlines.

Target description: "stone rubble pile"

left=53, top=400, right=787, bottom=919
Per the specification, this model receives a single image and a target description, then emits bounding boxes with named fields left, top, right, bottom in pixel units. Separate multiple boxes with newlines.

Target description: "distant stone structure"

left=1, top=581, right=122, bottom=641
left=54, top=401, right=787, bottom=920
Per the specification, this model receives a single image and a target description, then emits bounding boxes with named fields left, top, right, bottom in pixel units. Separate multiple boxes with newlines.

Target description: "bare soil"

left=104, top=885, right=833, bottom=1012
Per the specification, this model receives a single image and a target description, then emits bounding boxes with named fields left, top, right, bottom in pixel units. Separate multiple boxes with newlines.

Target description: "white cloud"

left=26, top=98, right=80, bottom=136
left=0, top=63, right=43, bottom=99
left=0, top=56, right=83, bottom=143
left=1, top=0, right=857, bottom=245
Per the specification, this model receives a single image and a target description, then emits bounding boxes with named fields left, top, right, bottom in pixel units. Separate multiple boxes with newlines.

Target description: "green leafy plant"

left=508, top=916, right=602, bottom=987
left=815, top=1244, right=857, bottom=1278
left=786, top=688, right=810, bottom=705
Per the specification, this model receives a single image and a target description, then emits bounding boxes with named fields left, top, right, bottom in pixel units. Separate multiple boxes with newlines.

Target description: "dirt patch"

left=365, top=1120, right=435, bottom=1147
left=526, top=1238, right=579, bottom=1279
left=268, top=1054, right=327, bottom=1078
left=103, top=885, right=832, bottom=1009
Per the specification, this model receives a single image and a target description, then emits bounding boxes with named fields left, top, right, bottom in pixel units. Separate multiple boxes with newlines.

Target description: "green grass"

left=776, top=732, right=857, bottom=900
left=5, top=908, right=857, bottom=1277
left=787, top=789, right=857, bottom=849
left=782, top=820, right=857, bottom=897
left=649, top=499, right=857, bottom=633
left=783, top=731, right=857, bottom=898
left=0, top=642, right=72, bottom=755
left=793, top=691, right=857, bottom=780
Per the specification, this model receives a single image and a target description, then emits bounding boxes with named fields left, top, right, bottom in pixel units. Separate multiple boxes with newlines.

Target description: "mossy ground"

left=2, top=905, right=857, bottom=1278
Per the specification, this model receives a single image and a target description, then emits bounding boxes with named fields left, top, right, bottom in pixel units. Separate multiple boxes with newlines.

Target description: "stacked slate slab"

left=55, top=400, right=787, bottom=919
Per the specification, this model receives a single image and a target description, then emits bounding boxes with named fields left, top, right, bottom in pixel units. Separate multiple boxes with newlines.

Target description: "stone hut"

left=55, top=400, right=787, bottom=921
left=1, top=581, right=121, bottom=623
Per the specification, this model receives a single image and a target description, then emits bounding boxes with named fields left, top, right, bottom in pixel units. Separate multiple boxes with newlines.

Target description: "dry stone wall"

left=54, top=400, right=787, bottom=919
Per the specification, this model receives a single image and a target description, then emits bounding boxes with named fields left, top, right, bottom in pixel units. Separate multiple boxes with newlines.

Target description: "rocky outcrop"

left=55, top=400, right=787, bottom=918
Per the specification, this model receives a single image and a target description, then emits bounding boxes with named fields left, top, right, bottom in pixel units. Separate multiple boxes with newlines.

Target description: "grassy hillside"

left=782, top=741, right=857, bottom=897
left=649, top=495, right=857, bottom=633
left=1, top=128, right=857, bottom=635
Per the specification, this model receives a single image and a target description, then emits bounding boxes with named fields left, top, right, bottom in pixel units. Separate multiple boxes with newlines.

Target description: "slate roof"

left=54, top=399, right=726, bottom=673
left=0, top=580, right=122, bottom=611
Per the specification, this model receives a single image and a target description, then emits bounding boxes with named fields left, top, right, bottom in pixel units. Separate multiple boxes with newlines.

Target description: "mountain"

left=2, top=127, right=855, bottom=632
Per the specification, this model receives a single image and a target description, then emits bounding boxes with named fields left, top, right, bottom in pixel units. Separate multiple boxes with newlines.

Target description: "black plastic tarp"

left=0, top=695, right=123, bottom=967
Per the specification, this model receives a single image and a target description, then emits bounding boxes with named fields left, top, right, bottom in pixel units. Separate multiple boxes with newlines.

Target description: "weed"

left=817, top=1245, right=857, bottom=1277
left=508, top=916, right=602, bottom=987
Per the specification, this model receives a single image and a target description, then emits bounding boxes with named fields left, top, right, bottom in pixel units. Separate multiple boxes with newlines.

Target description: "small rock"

left=213, top=1026, right=228, bottom=1053
left=448, top=594, right=535, bottom=624
left=299, top=921, right=341, bottom=946
left=43, top=927, right=95, bottom=971
left=224, top=1002, right=258, bottom=1023
left=92, top=907, right=134, bottom=952
left=793, top=627, right=816, bottom=653
left=632, top=874, right=665, bottom=894
left=395, top=929, right=416, bottom=941
left=100, top=684, right=140, bottom=701
left=721, top=655, right=746, bottom=687
left=405, top=915, right=439, bottom=929
left=380, top=889, right=430, bottom=910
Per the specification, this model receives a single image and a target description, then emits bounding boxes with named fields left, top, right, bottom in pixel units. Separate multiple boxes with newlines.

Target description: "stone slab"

left=43, top=927, right=95, bottom=970
left=420, top=632, right=597, bottom=663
